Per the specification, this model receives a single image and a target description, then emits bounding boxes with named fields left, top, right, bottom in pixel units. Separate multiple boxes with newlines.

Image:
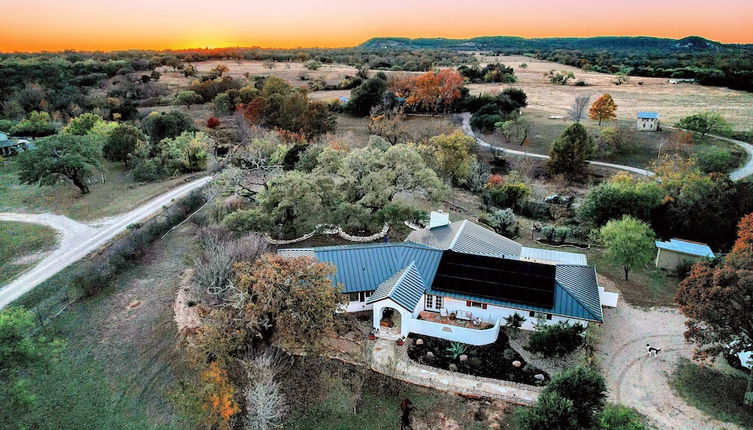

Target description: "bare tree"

left=567, top=95, right=591, bottom=123
left=241, top=350, right=288, bottom=430
left=193, top=228, right=269, bottom=299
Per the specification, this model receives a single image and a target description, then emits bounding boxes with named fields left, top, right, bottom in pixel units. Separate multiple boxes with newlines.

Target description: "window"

left=348, top=292, right=360, bottom=302
left=425, top=294, right=443, bottom=311
left=530, top=311, right=552, bottom=320
left=466, top=300, right=487, bottom=309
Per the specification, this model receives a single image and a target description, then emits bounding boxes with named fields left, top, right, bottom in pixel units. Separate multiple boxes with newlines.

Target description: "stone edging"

left=264, top=223, right=390, bottom=245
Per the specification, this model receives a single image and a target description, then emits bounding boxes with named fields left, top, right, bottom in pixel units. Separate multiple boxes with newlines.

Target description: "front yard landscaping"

left=407, top=331, right=549, bottom=385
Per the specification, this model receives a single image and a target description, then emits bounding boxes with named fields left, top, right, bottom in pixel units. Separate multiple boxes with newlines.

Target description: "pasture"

left=469, top=55, right=753, bottom=131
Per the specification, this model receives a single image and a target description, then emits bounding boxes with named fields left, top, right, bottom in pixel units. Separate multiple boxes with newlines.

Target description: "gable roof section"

left=655, top=239, right=714, bottom=257
left=638, top=111, right=659, bottom=119
left=406, top=220, right=523, bottom=258
left=367, top=262, right=425, bottom=311
left=554, top=265, right=603, bottom=321
left=277, top=242, right=443, bottom=293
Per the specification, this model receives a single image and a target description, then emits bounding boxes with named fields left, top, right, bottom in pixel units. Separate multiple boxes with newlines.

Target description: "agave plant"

left=445, top=342, right=467, bottom=360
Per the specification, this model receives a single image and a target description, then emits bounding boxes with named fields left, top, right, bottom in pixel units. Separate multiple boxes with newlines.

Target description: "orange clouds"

left=1, top=0, right=751, bottom=52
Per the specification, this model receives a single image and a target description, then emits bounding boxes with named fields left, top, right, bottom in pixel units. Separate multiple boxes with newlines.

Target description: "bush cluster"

left=525, top=322, right=585, bottom=357
left=74, top=189, right=207, bottom=297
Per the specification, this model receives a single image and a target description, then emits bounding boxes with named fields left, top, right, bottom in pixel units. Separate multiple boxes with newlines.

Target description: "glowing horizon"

left=1, top=0, right=752, bottom=52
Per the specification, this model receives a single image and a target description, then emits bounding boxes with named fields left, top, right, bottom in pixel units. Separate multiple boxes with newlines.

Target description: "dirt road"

left=596, top=277, right=743, bottom=430
left=461, top=113, right=753, bottom=181
left=0, top=176, right=212, bottom=309
left=459, top=113, right=655, bottom=177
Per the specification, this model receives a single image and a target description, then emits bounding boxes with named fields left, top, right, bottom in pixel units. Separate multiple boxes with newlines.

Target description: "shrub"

left=206, top=116, right=221, bottom=129
left=103, top=124, right=145, bottom=162
left=304, top=60, right=322, bottom=70
left=470, top=113, right=502, bottom=132
left=515, top=392, right=579, bottom=430
left=526, top=322, right=585, bottom=357
left=544, top=366, right=607, bottom=428
left=483, top=181, right=531, bottom=210
left=504, top=312, right=525, bottom=338
left=222, top=209, right=273, bottom=232
left=598, top=404, right=646, bottom=430
left=694, top=145, right=733, bottom=173
left=487, top=208, right=517, bottom=237
left=522, top=201, right=552, bottom=220
left=9, top=111, right=57, bottom=137
left=0, top=119, right=16, bottom=133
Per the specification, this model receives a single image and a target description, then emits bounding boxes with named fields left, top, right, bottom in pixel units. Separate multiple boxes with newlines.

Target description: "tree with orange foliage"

left=404, top=70, right=464, bottom=114
left=731, top=213, right=753, bottom=255
left=199, top=362, right=241, bottom=430
left=589, top=94, right=617, bottom=125
left=676, top=246, right=753, bottom=405
left=237, top=97, right=265, bottom=124
left=232, top=254, right=347, bottom=351
left=436, top=69, right=465, bottom=112
left=407, top=72, right=441, bottom=113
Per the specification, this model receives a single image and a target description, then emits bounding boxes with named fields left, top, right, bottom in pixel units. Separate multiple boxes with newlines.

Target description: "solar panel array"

left=432, top=250, right=557, bottom=308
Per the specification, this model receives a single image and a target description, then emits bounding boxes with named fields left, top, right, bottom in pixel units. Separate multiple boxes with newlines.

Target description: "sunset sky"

left=2, top=0, right=752, bottom=52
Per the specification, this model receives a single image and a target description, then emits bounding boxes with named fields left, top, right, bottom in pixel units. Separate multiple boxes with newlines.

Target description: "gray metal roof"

left=406, top=220, right=522, bottom=258
left=554, top=265, right=602, bottom=321
left=405, top=221, right=465, bottom=249
left=367, top=261, right=425, bottom=311
left=277, top=248, right=316, bottom=258
left=520, top=247, right=587, bottom=265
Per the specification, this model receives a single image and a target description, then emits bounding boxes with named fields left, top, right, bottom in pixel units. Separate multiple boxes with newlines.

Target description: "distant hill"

left=360, top=35, right=748, bottom=53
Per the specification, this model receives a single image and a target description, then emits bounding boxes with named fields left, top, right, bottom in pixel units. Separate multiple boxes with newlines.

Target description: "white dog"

left=647, top=344, right=661, bottom=357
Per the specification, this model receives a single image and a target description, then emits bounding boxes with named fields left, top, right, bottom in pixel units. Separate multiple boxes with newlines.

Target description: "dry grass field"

left=469, top=55, right=753, bottom=131
left=159, top=56, right=752, bottom=131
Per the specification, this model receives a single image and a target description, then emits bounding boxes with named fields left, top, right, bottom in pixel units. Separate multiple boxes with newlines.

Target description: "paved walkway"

left=370, top=338, right=541, bottom=405
left=0, top=176, right=212, bottom=309
left=460, top=113, right=753, bottom=181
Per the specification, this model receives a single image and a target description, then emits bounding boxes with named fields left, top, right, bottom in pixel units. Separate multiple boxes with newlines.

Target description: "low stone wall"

left=368, top=338, right=542, bottom=405
left=265, top=223, right=390, bottom=245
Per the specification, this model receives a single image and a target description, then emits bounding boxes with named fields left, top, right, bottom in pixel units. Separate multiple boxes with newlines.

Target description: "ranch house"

left=636, top=111, right=660, bottom=131
left=279, top=211, right=615, bottom=345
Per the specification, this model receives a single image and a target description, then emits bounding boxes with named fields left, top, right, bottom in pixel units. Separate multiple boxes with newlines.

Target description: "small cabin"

left=655, top=238, right=714, bottom=270
left=636, top=111, right=660, bottom=131
left=0, top=132, right=24, bottom=157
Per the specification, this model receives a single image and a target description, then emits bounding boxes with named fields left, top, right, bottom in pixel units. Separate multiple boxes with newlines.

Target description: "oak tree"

left=16, top=134, right=102, bottom=194
left=589, top=94, right=617, bottom=125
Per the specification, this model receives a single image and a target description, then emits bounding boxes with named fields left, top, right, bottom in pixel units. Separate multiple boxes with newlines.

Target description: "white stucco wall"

left=436, top=296, right=586, bottom=331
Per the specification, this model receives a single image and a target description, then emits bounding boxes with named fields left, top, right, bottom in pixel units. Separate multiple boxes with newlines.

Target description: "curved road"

left=0, top=176, right=212, bottom=310
left=460, top=113, right=753, bottom=181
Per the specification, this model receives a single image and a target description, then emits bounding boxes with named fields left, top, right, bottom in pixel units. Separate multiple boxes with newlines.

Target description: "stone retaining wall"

left=265, top=223, right=390, bottom=245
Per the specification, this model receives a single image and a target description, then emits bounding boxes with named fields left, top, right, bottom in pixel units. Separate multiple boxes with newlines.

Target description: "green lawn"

left=671, top=359, right=753, bottom=429
left=0, top=221, right=58, bottom=284
left=588, top=250, right=680, bottom=307
left=0, top=159, right=194, bottom=221
left=1, top=224, right=196, bottom=430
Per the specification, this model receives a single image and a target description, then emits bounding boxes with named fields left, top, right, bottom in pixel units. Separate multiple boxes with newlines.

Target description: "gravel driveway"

left=596, top=276, right=744, bottom=430
left=0, top=176, right=212, bottom=309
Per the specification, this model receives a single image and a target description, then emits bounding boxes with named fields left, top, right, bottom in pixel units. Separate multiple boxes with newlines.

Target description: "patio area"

left=417, top=311, right=494, bottom=330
